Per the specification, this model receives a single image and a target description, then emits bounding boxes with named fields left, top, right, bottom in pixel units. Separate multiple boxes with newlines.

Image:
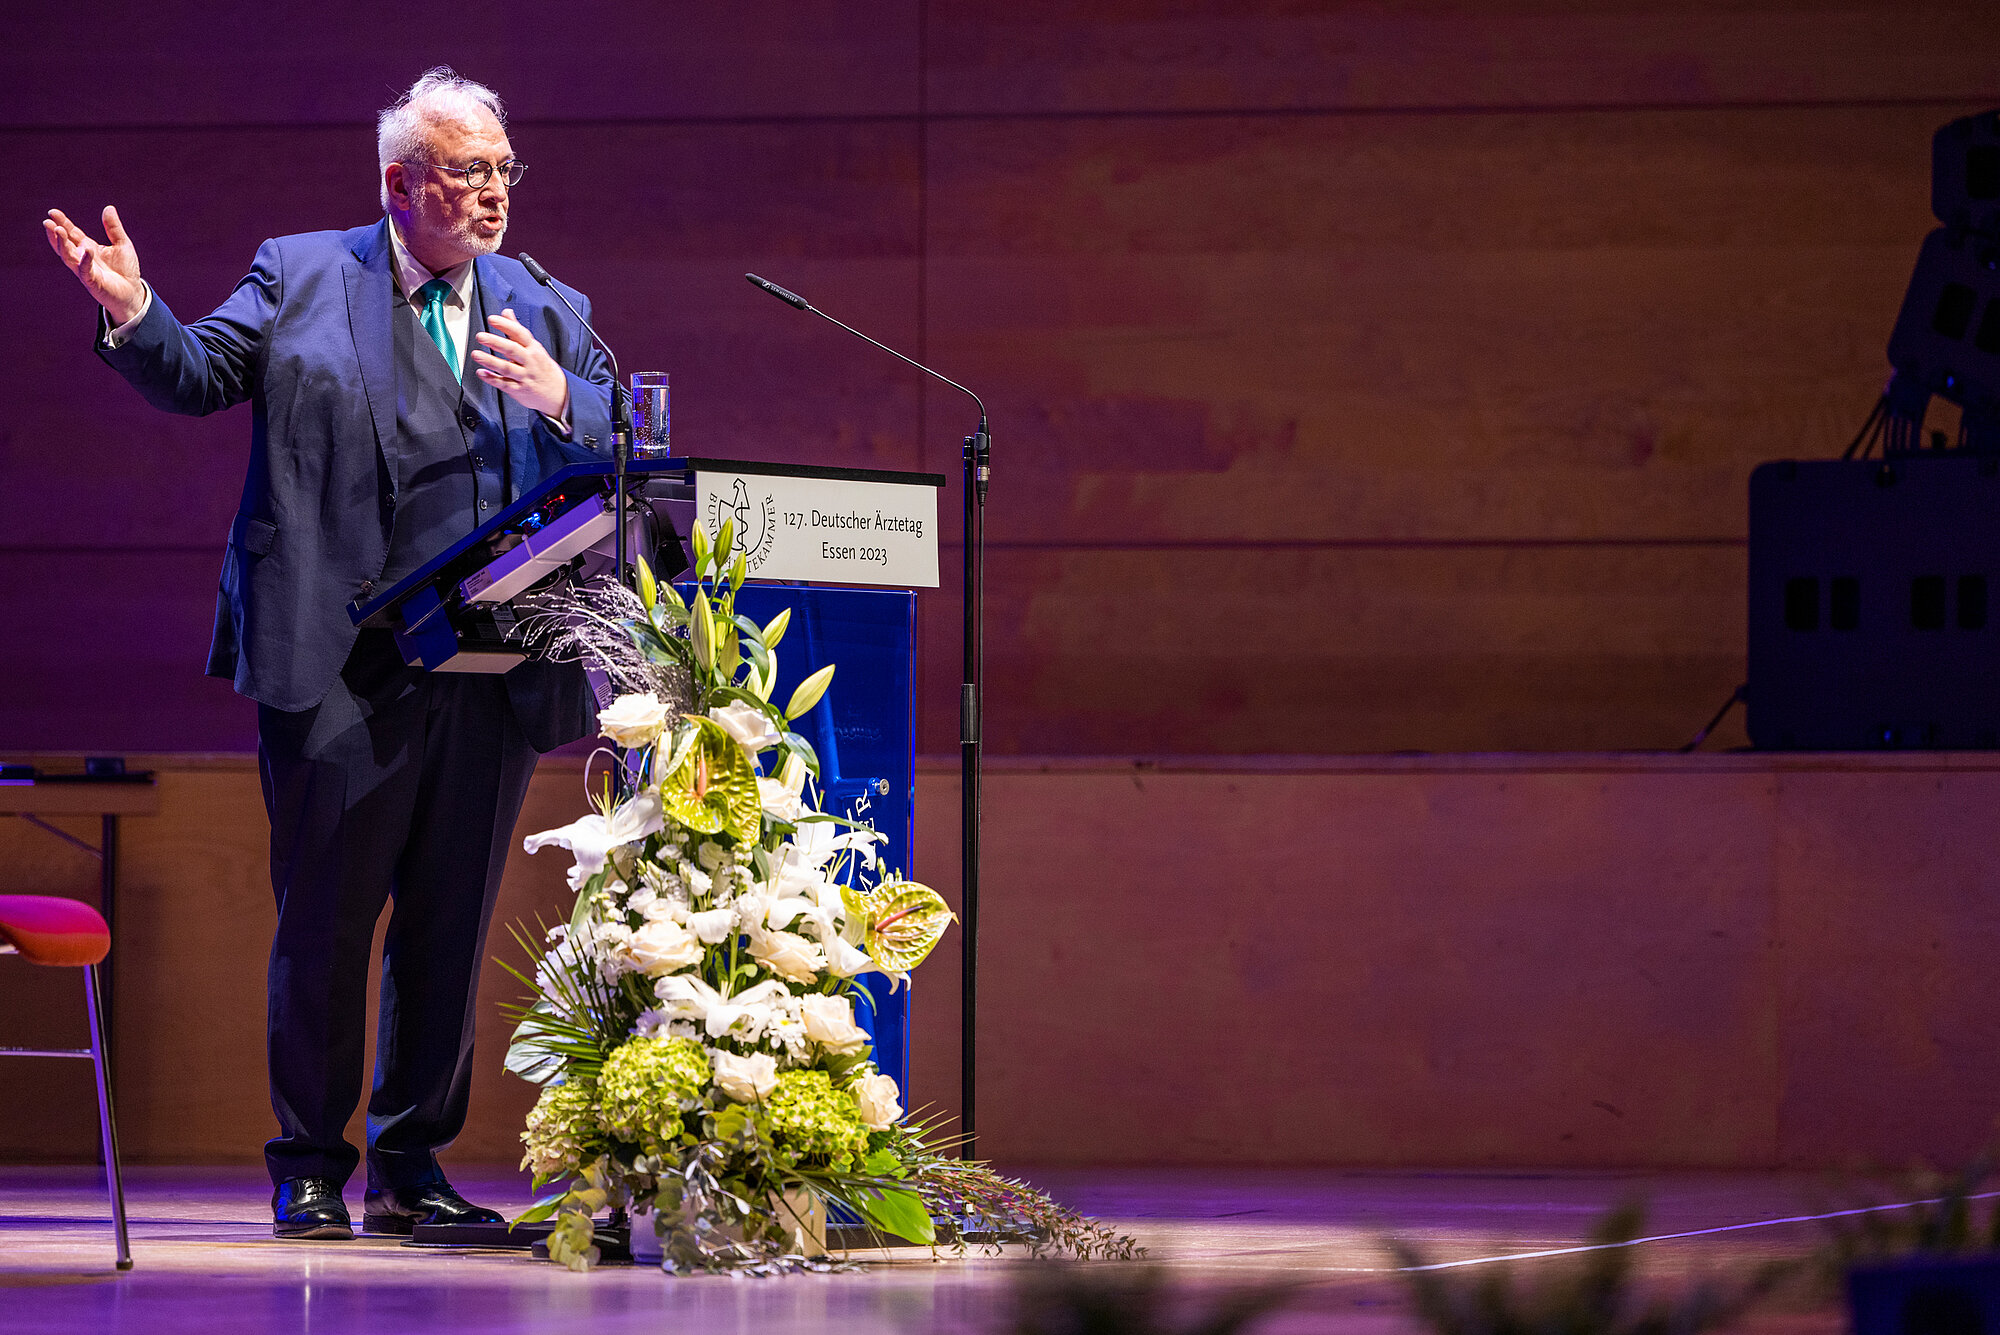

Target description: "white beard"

left=409, top=193, right=504, bottom=263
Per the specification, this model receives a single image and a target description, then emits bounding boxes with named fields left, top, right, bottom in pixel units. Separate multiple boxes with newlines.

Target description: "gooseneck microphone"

left=744, top=270, right=992, bottom=1154
left=744, top=272, right=986, bottom=432
left=745, top=273, right=808, bottom=310
left=519, top=252, right=634, bottom=586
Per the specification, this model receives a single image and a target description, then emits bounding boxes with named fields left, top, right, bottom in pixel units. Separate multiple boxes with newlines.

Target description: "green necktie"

left=415, top=278, right=457, bottom=369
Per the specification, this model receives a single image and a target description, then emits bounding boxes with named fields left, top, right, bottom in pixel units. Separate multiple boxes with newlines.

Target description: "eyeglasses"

left=410, top=158, right=527, bottom=190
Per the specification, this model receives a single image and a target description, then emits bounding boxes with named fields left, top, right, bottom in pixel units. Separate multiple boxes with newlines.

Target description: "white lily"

left=761, top=888, right=821, bottom=932
left=790, top=904, right=840, bottom=946
left=820, top=932, right=880, bottom=981
left=834, top=829, right=884, bottom=869
left=652, top=973, right=722, bottom=1025
left=654, top=974, right=793, bottom=1040
left=773, top=844, right=832, bottom=901
left=784, top=820, right=882, bottom=872
left=789, top=819, right=838, bottom=868
left=709, top=979, right=793, bottom=1041
left=522, top=791, right=665, bottom=891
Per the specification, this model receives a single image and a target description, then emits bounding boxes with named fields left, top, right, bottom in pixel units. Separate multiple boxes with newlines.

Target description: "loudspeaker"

left=1933, top=109, right=2000, bottom=237
left=1748, top=455, right=2000, bottom=749
left=1885, top=227, right=2000, bottom=418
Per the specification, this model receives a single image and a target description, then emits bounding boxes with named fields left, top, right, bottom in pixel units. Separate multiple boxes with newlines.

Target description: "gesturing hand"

left=44, top=207, right=146, bottom=326
left=473, top=308, right=571, bottom=421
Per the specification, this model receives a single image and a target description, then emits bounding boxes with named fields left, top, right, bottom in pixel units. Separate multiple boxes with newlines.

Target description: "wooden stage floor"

left=0, top=1166, right=1859, bottom=1334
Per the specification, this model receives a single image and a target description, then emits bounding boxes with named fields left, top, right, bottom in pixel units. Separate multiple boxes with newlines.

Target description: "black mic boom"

left=745, top=273, right=810, bottom=310
left=744, top=269, right=991, bottom=1153
left=744, top=273, right=986, bottom=424
left=517, top=252, right=635, bottom=586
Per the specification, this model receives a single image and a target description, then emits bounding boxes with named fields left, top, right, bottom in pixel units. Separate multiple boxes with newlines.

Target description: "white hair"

left=377, top=67, right=506, bottom=211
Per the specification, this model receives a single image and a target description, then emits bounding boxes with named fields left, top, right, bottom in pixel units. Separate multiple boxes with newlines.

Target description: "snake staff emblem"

left=707, top=477, right=778, bottom=572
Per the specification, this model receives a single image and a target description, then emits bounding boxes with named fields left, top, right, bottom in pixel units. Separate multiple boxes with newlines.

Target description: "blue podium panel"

left=695, top=584, right=917, bottom=1095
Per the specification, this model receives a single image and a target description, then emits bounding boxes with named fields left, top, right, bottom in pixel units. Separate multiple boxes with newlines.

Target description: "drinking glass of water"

left=631, top=372, right=670, bottom=458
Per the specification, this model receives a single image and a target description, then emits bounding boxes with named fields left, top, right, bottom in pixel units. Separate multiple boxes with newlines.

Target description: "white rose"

left=852, top=1071, right=902, bottom=1131
left=709, top=702, right=781, bottom=754
left=625, top=918, right=704, bottom=976
left=685, top=907, right=738, bottom=944
left=758, top=752, right=807, bottom=821
left=710, top=1049, right=779, bottom=1102
left=748, top=929, right=824, bottom=985
left=758, top=775, right=804, bottom=822
left=800, top=993, right=869, bottom=1055
left=599, top=692, right=669, bottom=748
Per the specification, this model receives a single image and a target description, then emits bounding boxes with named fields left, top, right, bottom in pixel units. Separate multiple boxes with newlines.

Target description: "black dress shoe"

left=361, top=1180, right=504, bottom=1236
left=273, top=1177, right=353, bottom=1240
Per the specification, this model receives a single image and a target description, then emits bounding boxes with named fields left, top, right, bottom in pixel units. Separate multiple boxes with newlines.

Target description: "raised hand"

left=44, top=206, right=146, bottom=326
left=473, top=308, right=570, bottom=420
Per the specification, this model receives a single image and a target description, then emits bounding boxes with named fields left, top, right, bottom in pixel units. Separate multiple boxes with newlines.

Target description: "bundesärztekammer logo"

left=705, top=477, right=777, bottom=573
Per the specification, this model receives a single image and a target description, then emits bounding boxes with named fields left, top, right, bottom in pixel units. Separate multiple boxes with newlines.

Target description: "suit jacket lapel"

left=473, top=255, right=532, bottom=501
left=343, top=220, right=396, bottom=461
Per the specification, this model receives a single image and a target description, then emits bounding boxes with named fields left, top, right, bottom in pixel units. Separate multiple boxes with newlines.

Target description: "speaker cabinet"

left=1748, top=456, right=2000, bottom=749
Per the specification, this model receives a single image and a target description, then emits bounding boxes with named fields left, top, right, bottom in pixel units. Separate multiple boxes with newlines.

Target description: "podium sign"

left=695, top=463, right=939, bottom=587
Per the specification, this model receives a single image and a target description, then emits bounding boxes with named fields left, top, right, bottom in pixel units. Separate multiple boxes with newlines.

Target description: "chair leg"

left=83, top=963, right=132, bottom=1271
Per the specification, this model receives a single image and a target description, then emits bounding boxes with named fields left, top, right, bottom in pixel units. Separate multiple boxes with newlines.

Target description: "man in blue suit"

left=44, top=68, right=611, bottom=1239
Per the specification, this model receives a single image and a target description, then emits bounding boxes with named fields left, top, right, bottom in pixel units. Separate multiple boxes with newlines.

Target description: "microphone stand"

left=519, top=252, right=633, bottom=589
left=746, top=273, right=988, bottom=1154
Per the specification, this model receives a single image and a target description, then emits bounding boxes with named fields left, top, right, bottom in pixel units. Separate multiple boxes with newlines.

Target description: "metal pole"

left=960, top=424, right=988, bottom=1154
left=98, top=814, right=116, bottom=1057
left=85, top=963, right=132, bottom=1270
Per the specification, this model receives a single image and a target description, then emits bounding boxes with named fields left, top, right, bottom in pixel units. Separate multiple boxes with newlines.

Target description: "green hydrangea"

left=521, top=1078, right=601, bottom=1180
left=765, top=1067, right=869, bottom=1167
left=599, top=1036, right=710, bottom=1156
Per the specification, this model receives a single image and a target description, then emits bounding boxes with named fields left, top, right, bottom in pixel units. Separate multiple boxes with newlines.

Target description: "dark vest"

left=383, top=281, right=511, bottom=588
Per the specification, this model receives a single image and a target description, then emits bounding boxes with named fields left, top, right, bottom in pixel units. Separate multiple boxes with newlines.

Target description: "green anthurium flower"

left=839, top=880, right=955, bottom=974
left=658, top=716, right=763, bottom=843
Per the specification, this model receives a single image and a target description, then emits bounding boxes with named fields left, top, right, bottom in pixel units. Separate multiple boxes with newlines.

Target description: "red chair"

left=0, top=895, right=131, bottom=1269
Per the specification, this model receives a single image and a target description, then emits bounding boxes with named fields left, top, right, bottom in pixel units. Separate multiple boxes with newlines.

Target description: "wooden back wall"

left=3, top=2, right=1994, bottom=757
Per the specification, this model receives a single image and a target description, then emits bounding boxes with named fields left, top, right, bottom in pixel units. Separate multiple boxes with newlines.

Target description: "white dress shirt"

left=386, top=219, right=474, bottom=373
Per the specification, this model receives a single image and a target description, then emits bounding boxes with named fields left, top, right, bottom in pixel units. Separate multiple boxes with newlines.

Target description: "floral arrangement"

left=510, top=522, right=1138, bottom=1272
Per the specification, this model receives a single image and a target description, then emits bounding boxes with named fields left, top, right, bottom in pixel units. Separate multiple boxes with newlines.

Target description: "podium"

left=349, top=457, right=945, bottom=1091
